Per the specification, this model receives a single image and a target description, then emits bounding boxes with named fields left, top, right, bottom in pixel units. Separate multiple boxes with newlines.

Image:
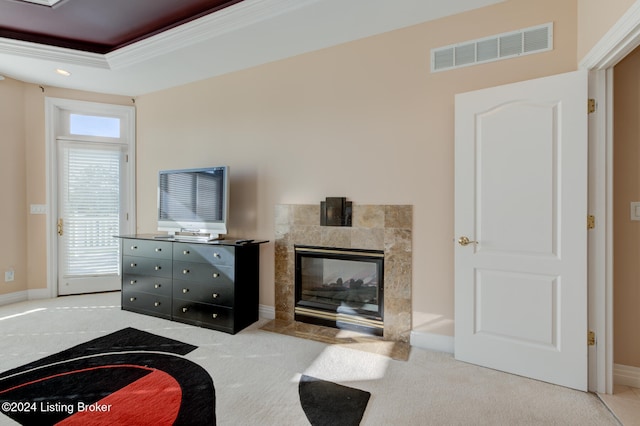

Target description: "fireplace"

left=295, top=245, right=384, bottom=336
left=273, top=204, right=412, bottom=343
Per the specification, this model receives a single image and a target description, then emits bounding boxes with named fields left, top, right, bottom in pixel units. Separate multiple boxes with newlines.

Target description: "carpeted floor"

left=0, top=327, right=369, bottom=425
left=0, top=292, right=621, bottom=425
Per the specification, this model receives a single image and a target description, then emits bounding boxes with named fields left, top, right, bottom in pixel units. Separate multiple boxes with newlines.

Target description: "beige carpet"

left=0, top=292, right=620, bottom=425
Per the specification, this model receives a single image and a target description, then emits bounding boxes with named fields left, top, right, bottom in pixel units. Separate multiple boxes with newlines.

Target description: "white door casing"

left=454, top=70, right=588, bottom=391
left=45, top=97, right=136, bottom=298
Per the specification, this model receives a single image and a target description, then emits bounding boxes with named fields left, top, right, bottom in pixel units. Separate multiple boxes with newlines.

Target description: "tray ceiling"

left=0, top=0, right=505, bottom=96
left=0, top=0, right=243, bottom=53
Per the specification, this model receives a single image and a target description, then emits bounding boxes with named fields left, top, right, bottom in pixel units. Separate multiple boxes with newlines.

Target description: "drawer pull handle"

left=213, top=273, right=220, bottom=278
left=182, top=269, right=190, bottom=275
left=182, top=307, right=188, bottom=313
left=183, top=250, right=190, bottom=255
left=212, top=313, right=218, bottom=319
left=130, top=263, right=137, bottom=268
left=155, top=266, right=162, bottom=271
left=212, top=293, right=219, bottom=299
left=129, top=280, right=136, bottom=285
left=131, top=245, right=138, bottom=250
left=155, top=248, right=162, bottom=252
left=213, top=252, right=221, bottom=259
left=154, top=302, right=161, bottom=307
left=154, top=284, right=161, bottom=288
left=182, top=288, right=189, bottom=294
left=130, top=297, right=136, bottom=302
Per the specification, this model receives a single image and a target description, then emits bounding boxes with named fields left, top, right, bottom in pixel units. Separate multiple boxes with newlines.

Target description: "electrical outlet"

left=5, top=269, right=14, bottom=282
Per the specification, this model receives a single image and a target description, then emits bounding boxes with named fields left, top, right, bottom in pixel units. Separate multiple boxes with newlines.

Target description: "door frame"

left=581, top=2, right=640, bottom=394
left=45, top=97, right=136, bottom=298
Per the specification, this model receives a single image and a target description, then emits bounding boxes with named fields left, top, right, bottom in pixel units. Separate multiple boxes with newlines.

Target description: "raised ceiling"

left=0, top=0, right=243, bottom=53
left=0, top=0, right=504, bottom=96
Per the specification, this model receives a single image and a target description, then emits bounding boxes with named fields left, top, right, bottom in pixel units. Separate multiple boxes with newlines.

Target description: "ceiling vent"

left=431, top=23, right=553, bottom=72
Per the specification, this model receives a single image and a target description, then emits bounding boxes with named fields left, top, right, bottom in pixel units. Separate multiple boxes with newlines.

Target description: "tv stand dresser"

left=117, top=235, right=266, bottom=334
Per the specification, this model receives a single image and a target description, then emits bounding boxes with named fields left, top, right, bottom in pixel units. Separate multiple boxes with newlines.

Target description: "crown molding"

left=0, top=37, right=109, bottom=68
left=0, top=0, right=504, bottom=95
left=106, top=0, right=320, bottom=70
left=0, top=0, right=319, bottom=71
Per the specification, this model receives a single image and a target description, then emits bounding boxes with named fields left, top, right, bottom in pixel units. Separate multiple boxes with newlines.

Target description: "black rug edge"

left=0, top=327, right=197, bottom=379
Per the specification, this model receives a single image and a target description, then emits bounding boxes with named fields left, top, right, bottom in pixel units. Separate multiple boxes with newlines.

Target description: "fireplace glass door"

left=294, top=246, right=384, bottom=333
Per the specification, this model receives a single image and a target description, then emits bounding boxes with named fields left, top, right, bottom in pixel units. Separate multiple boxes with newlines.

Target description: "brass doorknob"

left=458, top=236, right=478, bottom=246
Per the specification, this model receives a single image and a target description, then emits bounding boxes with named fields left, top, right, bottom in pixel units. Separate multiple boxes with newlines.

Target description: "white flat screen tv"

left=157, top=166, right=229, bottom=241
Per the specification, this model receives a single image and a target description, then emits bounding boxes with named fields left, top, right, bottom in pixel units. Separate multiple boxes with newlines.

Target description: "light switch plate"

left=30, top=204, right=47, bottom=215
left=630, top=202, right=640, bottom=221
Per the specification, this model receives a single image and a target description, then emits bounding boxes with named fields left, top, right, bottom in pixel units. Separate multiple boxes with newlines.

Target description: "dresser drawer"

left=173, top=243, right=234, bottom=266
left=122, top=238, right=172, bottom=260
left=173, top=279, right=233, bottom=307
left=172, top=300, right=233, bottom=331
left=122, top=291, right=171, bottom=318
left=123, top=274, right=172, bottom=297
left=123, top=256, right=172, bottom=278
left=173, top=261, right=234, bottom=283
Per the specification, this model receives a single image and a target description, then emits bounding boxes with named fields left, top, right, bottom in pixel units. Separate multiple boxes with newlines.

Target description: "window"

left=69, top=113, right=121, bottom=138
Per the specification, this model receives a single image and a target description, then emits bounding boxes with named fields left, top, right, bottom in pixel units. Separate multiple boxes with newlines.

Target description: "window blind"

left=61, top=146, right=121, bottom=276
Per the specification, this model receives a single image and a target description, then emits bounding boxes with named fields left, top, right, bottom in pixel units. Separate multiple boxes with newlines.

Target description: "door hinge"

left=587, top=215, right=595, bottom=230
left=588, top=98, right=597, bottom=114
left=588, top=330, right=596, bottom=346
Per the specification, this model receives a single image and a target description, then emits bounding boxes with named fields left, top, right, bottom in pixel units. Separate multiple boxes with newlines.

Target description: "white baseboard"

left=410, top=330, right=455, bottom=354
left=28, top=288, right=53, bottom=300
left=614, top=363, right=640, bottom=388
left=0, top=291, right=28, bottom=307
left=259, top=304, right=275, bottom=320
left=0, top=288, right=55, bottom=307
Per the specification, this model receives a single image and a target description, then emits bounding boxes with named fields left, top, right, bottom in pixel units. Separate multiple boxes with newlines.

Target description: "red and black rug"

left=0, top=328, right=371, bottom=425
left=0, top=328, right=215, bottom=425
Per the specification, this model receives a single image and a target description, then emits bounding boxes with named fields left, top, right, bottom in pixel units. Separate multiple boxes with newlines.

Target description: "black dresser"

left=118, top=235, right=264, bottom=334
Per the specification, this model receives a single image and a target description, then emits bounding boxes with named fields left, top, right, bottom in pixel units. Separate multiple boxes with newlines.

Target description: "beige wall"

left=0, top=78, right=27, bottom=295
left=577, top=0, right=637, bottom=61
left=613, top=45, right=640, bottom=368
left=5, top=0, right=633, bottom=340
left=136, top=0, right=578, bottom=336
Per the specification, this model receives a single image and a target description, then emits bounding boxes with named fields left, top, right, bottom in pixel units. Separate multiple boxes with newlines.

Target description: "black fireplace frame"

left=294, top=245, right=384, bottom=336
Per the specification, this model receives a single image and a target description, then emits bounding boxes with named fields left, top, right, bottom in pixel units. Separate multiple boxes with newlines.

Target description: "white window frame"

left=45, top=98, right=136, bottom=298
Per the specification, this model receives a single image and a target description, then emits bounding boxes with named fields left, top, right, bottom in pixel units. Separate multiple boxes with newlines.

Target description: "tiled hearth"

left=262, top=203, right=412, bottom=359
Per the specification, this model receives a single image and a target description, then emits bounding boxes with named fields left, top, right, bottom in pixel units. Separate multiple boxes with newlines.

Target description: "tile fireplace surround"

left=271, top=204, right=412, bottom=344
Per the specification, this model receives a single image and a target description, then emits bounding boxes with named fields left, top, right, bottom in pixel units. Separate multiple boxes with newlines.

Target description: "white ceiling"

left=0, top=0, right=503, bottom=96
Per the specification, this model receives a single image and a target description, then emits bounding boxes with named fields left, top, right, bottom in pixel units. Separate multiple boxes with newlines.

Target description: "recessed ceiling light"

left=18, top=0, right=63, bottom=6
left=56, top=68, right=71, bottom=76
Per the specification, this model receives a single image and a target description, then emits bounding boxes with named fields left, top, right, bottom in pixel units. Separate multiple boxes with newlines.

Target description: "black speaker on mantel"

left=320, top=197, right=352, bottom=227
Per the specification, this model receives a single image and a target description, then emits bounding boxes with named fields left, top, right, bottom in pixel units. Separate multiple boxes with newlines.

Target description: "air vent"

left=431, top=23, right=553, bottom=72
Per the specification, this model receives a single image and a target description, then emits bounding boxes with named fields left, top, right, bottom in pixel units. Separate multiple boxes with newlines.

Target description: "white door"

left=47, top=100, right=136, bottom=297
left=57, top=140, right=126, bottom=295
left=454, top=70, right=588, bottom=391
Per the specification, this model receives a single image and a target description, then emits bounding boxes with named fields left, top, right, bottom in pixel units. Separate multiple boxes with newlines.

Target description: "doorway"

left=45, top=98, right=136, bottom=296
left=581, top=0, right=640, bottom=400
left=611, top=45, right=640, bottom=385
